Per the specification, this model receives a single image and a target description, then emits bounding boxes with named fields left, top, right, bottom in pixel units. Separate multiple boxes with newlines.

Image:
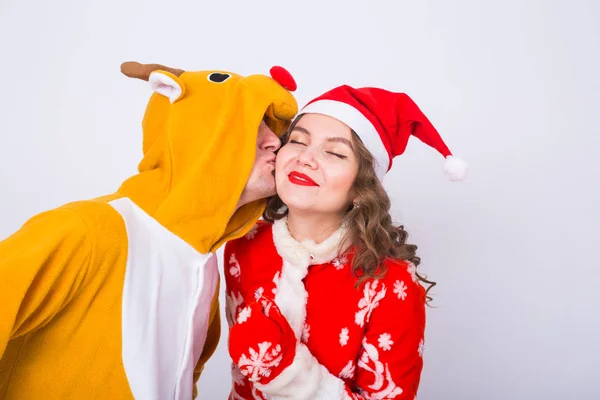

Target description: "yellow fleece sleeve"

left=192, top=282, right=221, bottom=399
left=0, top=207, right=92, bottom=357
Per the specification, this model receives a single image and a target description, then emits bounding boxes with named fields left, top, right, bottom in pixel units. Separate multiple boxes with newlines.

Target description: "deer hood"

left=117, top=61, right=298, bottom=253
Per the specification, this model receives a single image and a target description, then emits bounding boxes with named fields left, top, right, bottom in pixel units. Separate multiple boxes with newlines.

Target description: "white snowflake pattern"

left=418, top=339, right=425, bottom=357
left=230, top=363, right=267, bottom=400
left=259, top=298, right=273, bottom=317
left=355, top=280, right=387, bottom=328
left=229, top=389, right=244, bottom=400
left=245, top=224, right=259, bottom=240
left=254, top=287, right=264, bottom=300
left=226, top=291, right=245, bottom=328
left=393, top=280, right=408, bottom=301
left=378, top=333, right=394, bottom=351
left=237, top=341, right=283, bottom=382
left=231, top=363, right=245, bottom=387
left=332, top=256, right=348, bottom=270
left=301, top=324, right=311, bottom=343
left=358, top=338, right=403, bottom=398
left=272, top=271, right=280, bottom=295
left=229, top=382, right=245, bottom=400
left=338, top=360, right=356, bottom=379
left=407, top=262, right=418, bottom=282
left=237, top=306, right=252, bottom=324
left=251, top=388, right=267, bottom=400
left=339, top=327, right=350, bottom=346
left=229, top=253, right=241, bottom=281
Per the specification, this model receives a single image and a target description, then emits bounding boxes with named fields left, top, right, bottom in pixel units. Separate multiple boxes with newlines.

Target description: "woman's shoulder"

left=225, top=220, right=273, bottom=251
left=224, top=220, right=281, bottom=270
left=370, top=258, right=427, bottom=303
left=381, top=258, right=419, bottom=282
left=224, top=220, right=280, bottom=289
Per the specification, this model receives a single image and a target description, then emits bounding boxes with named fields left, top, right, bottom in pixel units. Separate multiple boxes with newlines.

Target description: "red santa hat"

left=297, top=85, right=467, bottom=181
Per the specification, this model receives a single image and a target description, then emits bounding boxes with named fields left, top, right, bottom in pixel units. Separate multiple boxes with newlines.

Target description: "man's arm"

left=0, top=207, right=92, bottom=357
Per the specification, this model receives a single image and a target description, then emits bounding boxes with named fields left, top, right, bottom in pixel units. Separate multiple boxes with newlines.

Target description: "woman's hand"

left=228, top=296, right=297, bottom=385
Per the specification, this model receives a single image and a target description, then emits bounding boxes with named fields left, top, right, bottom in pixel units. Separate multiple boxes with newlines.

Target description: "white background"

left=1, top=0, right=599, bottom=398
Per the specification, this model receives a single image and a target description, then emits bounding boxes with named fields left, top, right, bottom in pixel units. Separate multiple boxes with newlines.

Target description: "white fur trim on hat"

left=300, top=99, right=390, bottom=180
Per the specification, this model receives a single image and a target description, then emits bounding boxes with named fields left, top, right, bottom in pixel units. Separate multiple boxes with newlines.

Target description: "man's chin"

left=263, top=186, right=277, bottom=199
left=241, top=173, right=277, bottom=204
left=257, top=177, right=277, bottom=200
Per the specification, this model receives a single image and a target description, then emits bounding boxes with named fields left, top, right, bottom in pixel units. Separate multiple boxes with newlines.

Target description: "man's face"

left=239, top=121, right=281, bottom=205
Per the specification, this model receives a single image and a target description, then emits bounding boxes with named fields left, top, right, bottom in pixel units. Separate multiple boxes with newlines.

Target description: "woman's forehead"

left=294, top=113, right=353, bottom=140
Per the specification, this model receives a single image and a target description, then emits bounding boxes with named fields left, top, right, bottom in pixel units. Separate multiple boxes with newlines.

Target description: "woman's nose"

left=296, top=148, right=317, bottom=169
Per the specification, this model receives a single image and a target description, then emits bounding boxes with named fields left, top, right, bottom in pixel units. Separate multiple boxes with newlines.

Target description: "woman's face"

left=275, top=113, right=360, bottom=217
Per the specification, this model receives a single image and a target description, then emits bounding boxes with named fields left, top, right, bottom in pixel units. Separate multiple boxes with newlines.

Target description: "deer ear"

left=148, top=71, right=186, bottom=103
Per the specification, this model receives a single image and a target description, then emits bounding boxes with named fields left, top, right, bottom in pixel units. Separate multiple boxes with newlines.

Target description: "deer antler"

left=120, top=61, right=185, bottom=81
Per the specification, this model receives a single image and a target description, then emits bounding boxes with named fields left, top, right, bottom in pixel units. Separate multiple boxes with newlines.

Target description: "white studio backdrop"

left=1, top=0, right=599, bottom=398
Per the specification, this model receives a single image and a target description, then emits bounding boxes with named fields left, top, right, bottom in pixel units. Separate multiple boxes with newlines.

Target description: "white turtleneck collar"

left=270, top=215, right=349, bottom=340
left=272, top=215, right=348, bottom=268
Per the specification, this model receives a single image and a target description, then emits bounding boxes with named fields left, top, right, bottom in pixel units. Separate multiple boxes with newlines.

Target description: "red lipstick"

left=288, top=171, right=319, bottom=187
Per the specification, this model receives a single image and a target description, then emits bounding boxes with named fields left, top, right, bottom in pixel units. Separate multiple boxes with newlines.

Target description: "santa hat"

left=297, top=85, right=467, bottom=182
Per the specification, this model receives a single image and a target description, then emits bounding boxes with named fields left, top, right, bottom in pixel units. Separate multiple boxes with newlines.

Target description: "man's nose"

left=261, top=130, right=281, bottom=152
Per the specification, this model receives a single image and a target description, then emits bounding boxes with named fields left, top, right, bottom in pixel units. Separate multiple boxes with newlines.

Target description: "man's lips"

left=288, top=171, right=319, bottom=187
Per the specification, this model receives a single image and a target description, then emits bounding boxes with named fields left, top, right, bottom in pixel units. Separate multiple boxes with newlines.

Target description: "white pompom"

left=444, top=156, right=467, bottom=181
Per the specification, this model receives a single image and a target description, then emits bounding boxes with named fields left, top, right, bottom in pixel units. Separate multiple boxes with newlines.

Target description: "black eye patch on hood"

left=208, top=72, right=231, bottom=83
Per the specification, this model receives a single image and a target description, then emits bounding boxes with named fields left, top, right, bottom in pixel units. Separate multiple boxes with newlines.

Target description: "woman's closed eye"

left=289, top=137, right=347, bottom=159
left=327, top=151, right=347, bottom=159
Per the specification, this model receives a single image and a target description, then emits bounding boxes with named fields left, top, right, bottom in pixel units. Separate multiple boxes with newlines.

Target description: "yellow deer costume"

left=0, top=61, right=297, bottom=399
